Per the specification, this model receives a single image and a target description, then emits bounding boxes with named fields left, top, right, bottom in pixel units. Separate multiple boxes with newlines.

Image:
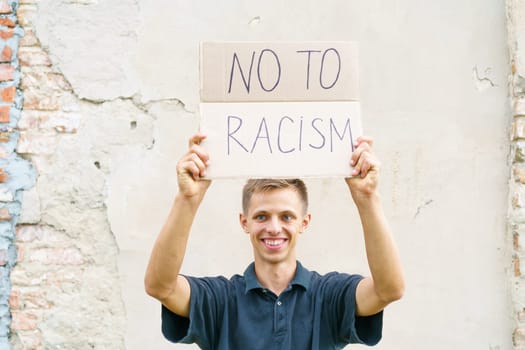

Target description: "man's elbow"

left=386, top=287, right=404, bottom=303
left=378, top=281, right=405, bottom=304
left=144, top=275, right=170, bottom=302
left=144, top=276, right=159, bottom=298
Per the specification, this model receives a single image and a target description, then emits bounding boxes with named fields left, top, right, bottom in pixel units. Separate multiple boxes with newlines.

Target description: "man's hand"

left=345, top=136, right=380, bottom=203
left=145, top=133, right=211, bottom=315
left=347, top=136, right=405, bottom=315
left=176, top=133, right=211, bottom=199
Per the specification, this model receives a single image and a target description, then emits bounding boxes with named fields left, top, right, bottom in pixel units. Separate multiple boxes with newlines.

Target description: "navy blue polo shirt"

left=161, top=261, right=383, bottom=350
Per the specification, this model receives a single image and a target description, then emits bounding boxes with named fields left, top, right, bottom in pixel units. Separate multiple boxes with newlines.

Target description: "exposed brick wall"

left=508, top=0, right=525, bottom=349
left=0, top=0, right=36, bottom=349
left=7, top=1, right=125, bottom=349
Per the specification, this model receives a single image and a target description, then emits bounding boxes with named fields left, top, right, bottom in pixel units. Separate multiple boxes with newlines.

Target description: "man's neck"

left=253, top=259, right=297, bottom=296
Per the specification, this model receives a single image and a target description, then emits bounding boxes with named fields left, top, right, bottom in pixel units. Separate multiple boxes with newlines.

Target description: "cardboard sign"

left=200, top=101, right=362, bottom=178
left=199, top=41, right=362, bottom=179
left=200, top=42, right=359, bottom=102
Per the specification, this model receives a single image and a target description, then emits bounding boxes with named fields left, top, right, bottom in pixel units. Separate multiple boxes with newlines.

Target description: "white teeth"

left=265, top=239, right=284, bottom=246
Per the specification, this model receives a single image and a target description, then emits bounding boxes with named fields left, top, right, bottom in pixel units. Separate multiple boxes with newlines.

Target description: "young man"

left=145, top=133, right=404, bottom=349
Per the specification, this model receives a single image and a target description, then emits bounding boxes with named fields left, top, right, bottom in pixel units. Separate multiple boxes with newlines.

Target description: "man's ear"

left=239, top=212, right=248, bottom=233
left=300, top=213, right=311, bottom=233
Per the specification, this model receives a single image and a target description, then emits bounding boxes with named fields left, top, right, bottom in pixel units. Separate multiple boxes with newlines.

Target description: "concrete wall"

left=6, top=0, right=514, bottom=349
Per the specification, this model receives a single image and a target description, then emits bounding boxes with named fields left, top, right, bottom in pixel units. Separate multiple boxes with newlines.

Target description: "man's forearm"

left=144, top=193, right=204, bottom=300
left=355, top=193, right=404, bottom=302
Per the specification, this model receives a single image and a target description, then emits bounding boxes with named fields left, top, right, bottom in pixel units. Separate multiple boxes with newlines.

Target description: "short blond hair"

left=242, top=179, right=308, bottom=214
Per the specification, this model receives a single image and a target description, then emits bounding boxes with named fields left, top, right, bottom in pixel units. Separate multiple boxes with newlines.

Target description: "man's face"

left=240, top=187, right=311, bottom=266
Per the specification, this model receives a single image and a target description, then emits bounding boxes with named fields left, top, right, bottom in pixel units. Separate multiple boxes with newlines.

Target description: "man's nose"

left=266, top=216, right=281, bottom=235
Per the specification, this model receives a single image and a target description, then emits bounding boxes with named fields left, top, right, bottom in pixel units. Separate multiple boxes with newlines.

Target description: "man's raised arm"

left=144, top=133, right=211, bottom=317
left=346, top=136, right=405, bottom=316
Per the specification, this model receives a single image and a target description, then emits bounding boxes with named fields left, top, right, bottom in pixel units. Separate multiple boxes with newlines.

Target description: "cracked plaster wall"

left=12, top=0, right=515, bottom=349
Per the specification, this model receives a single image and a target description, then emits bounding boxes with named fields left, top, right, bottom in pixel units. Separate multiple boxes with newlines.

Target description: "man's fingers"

left=352, top=151, right=380, bottom=177
left=188, top=133, right=207, bottom=148
left=178, top=152, right=207, bottom=179
left=189, top=144, right=210, bottom=165
left=352, top=151, right=366, bottom=176
left=355, top=136, right=374, bottom=148
left=178, top=133, right=210, bottom=180
left=359, top=155, right=373, bottom=177
left=351, top=141, right=371, bottom=167
left=189, top=153, right=207, bottom=177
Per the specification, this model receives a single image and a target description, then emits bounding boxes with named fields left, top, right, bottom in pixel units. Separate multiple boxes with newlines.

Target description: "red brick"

left=514, top=327, right=525, bottom=346
left=0, top=105, right=9, bottom=122
left=47, top=72, right=72, bottom=91
left=21, top=69, right=45, bottom=89
left=514, top=167, right=525, bottom=183
left=21, top=68, right=72, bottom=91
left=0, top=29, right=13, bottom=40
left=22, top=290, right=52, bottom=309
left=22, top=90, right=59, bottom=111
left=18, top=110, right=40, bottom=130
left=19, top=27, right=38, bottom=47
left=0, top=64, right=14, bottom=81
left=16, top=225, right=64, bottom=244
left=16, top=226, right=37, bottom=243
left=0, top=17, right=15, bottom=28
left=16, top=5, right=36, bottom=27
left=9, top=268, right=42, bottom=286
left=0, top=85, right=15, bottom=103
left=11, top=311, right=38, bottom=331
left=19, top=47, right=51, bottom=67
left=29, top=248, right=83, bottom=265
left=513, top=117, right=525, bottom=140
left=1, top=45, right=12, bottom=62
left=17, top=131, right=59, bottom=155
left=0, top=0, right=12, bottom=15
left=0, top=207, right=9, bottom=221
left=9, top=289, right=20, bottom=310
left=0, top=167, right=8, bottom=182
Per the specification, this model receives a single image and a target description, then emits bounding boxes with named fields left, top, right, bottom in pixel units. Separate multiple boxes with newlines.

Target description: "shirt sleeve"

left=322, top=273, right=383, bottom=346
left=161, top=275, right=230, bottom=349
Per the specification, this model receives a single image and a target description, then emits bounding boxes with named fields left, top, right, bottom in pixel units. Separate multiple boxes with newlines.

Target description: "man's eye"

left=255, top=215, right=266, bottom=221
left=282, top=215, right=292, bottom=221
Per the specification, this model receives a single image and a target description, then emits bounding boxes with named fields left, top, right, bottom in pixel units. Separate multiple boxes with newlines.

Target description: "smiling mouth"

left=262, top=238, right=287, bottom=249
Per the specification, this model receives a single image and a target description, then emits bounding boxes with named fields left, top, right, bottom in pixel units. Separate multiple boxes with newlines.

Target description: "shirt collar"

left=244, top=261, right=312, bottom=293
